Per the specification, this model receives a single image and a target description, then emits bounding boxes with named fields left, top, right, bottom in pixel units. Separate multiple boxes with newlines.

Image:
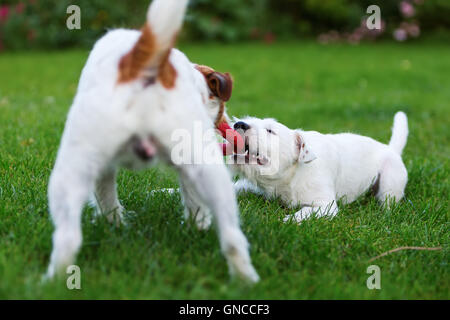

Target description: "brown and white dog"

left=45, top=0, right=259, bottom=283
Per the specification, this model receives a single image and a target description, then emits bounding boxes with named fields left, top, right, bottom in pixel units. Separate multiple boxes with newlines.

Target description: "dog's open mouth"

left=233, top=149, right=268, bottom=166
left=226, top=133, right=268, bottom=166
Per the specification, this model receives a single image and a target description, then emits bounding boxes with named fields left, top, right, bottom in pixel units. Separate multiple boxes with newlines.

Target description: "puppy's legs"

left=234, top=179, right=264, bottom=195
left=180, top=178, right=212, bottom=230
left=376, top=154, right=408, bottom=207
left=284, top=200, right=339, bottom=223
left=94, top=166, right=124, bottom=226
left=46, top=153, right=103, bottom=279
left=179, top=164, right=259, bottom=283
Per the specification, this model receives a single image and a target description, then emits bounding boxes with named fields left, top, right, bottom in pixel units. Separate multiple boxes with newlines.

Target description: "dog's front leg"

left=94, top=166, right=124, bottom=226
left=178, top=164, right=259, bottom=283
left=180, top=178, right=212, bottom=230
left=284, top=201, right=339, bottom=223
left=234, top=179, right=263, bottom=195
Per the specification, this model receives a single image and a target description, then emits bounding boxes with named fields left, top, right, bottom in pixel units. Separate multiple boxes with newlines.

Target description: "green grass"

left=0, top=42, right=449, bottom=299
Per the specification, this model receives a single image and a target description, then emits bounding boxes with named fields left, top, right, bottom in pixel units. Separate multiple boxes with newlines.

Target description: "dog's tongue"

left=217, top=121, right=244, bottom=156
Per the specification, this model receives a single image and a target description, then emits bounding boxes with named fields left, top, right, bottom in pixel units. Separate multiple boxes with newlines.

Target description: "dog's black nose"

left=234, top=121, right=250, bottom=131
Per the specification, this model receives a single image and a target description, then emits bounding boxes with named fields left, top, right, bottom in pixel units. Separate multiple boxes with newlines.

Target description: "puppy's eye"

left=266, top=129, right=275, bottom=135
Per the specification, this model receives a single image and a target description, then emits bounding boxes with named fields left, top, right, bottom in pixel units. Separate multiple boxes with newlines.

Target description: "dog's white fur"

left=46, top=0, right=259, bottom=282
left=231, top=112, right=409, bottom=222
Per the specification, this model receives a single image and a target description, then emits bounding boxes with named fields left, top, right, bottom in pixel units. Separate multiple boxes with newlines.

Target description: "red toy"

left=217, top=121, right=245, bottom=156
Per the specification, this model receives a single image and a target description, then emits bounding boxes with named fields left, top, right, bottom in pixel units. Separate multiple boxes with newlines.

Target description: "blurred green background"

left=0, top=0, right=449, bottom=299
left=0, top=0, right=449, bottom=51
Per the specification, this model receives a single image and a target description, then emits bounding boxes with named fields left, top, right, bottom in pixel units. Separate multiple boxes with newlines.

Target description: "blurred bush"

left=186, top=0, right=268, bottom=41
left=0, top=0, right=449, bottom=51
left=0, top=0, right=150, bottom=51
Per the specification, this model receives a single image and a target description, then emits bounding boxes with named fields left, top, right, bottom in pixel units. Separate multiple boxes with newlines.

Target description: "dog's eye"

left=266, top=129, right=275, bottom=135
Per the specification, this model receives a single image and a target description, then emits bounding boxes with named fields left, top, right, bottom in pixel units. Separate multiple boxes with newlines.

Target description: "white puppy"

left=231, top=112, right=409, bottom=223
left=46, top=0, right=258, bottom=283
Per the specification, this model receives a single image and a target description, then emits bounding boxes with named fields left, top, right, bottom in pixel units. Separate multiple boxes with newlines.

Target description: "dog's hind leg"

left=94, top=166, right=124, bottom=226
left=375, top=154, right=408, bottom=208
left=45, top=149, right=104, bottom=280
left=180, top=178, right=212, bottom=230
left=178, top=164, right=259, bottom=283
left=141, top=93, right=259, bottom=281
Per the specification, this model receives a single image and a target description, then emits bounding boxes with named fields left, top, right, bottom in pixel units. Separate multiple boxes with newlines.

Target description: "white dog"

left=46, top=0, right=259, bottom=283
left=231, top=112, right=409, bottom=223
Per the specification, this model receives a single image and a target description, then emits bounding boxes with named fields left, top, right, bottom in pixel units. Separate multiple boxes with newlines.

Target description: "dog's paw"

left=284, top=208, right=313, bottom=224
left=185, top=206, right=212, bottom=230
left=221, top=228, right=260, bottom=284
left=104, top=206, right=126, bottom=227
left=91, top=203, right=126, bottom=227
left=194, top=212, right=212, bottom=230
left=233, top=261, right=260, bottom=284
left=293, top=211, right=312, bottom=222
left=283, top=214, right=306, bottom=224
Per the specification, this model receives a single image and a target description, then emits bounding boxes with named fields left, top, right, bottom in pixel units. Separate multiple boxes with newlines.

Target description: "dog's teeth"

left=233, top=150, right=248, bottom=157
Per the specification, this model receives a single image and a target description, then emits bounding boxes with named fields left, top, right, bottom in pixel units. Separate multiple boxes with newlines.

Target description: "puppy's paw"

left=284, top=208, right=313, bottom=224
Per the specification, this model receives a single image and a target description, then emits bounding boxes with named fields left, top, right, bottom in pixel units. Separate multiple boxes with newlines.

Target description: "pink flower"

left=348, top=32, right=362, bottom=45
left=328, top=30, right=340, bottom=41
left=0, top=6, right=9, bottom=22
left=406, top=23, right=421, bottom=37
left=361, top=17, right=386, bottom=36
left=393, top=28, right=408, bottom=41
left=400, top=1, right=415, bottom=18
left=318, top=33, right=330, bottom=45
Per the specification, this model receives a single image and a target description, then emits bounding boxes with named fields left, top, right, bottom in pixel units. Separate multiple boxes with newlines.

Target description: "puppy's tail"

left=118, top=0, right=189, bottom=84
left=389, top=111, right=408, bottom=155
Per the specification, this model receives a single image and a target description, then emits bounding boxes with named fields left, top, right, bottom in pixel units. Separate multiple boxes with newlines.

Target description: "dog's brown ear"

left=207, top=72, right=233, bottom=102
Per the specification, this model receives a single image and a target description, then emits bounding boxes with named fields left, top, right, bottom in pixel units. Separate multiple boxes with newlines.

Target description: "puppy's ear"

left=296, top=132, right=317, bottom=164
left=207, top=72, right=233, bottom=102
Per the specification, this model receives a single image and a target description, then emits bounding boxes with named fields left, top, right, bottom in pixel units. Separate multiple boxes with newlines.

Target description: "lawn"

left=0, top=41, right=448, bottom=299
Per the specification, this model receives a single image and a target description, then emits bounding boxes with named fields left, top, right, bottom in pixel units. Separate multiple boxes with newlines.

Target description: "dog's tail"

left=118, top=0, right=189, bottom=85
left=146, top=0, right=188, bottom=55
left=389, top=111, right=408, bottom=155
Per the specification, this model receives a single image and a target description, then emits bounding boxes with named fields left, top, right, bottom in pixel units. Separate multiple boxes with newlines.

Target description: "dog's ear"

left=195, top=65, right=233, bottom=101
left=296, top=132, right=317, bottom=164
left=206, top=72, right=233, bottom=102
